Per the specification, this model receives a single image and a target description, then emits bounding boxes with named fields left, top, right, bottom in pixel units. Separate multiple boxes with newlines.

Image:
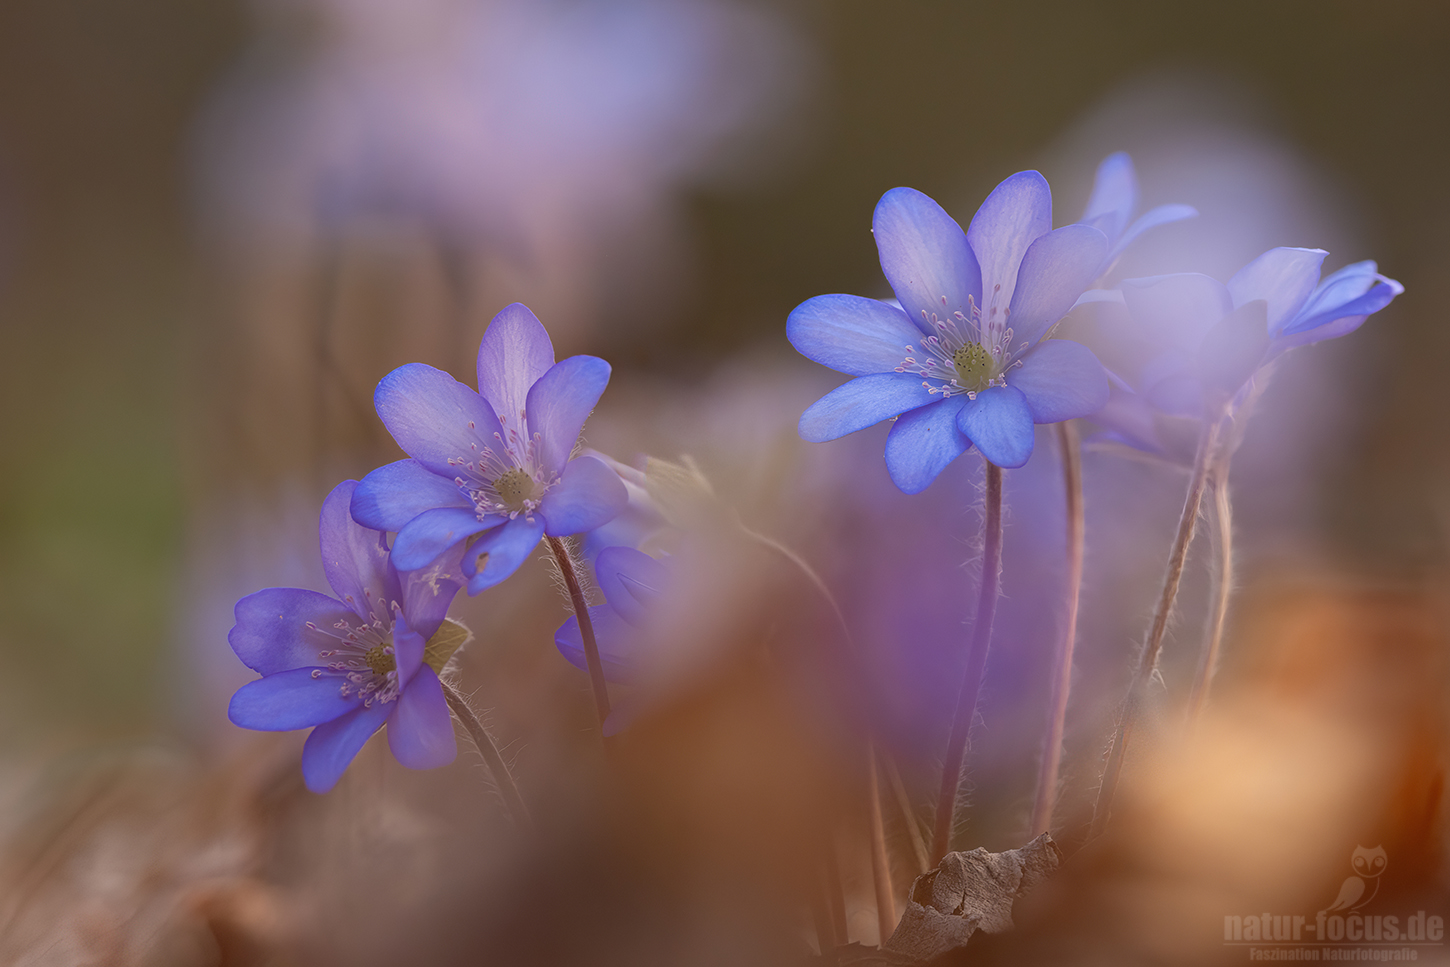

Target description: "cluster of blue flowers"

left=226, top=151, right=1401, bottom=804
left=228, top=304, right=629, bottom=791
left=790, top=156, right=1401, bottom=483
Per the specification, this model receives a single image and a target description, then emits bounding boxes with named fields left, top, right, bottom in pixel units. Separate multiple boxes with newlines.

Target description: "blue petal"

left=540, top=455, right=628, bottom=537
left=958, top=386, right=1035, bottom=468
left=392, top=508, right=496, bottom=572
left=1120, top=273, right=1234, bottom=349
left=1011, top=340, right=1109, bottom=423
left=399, top=541, right=467, bottom=642
left=475, top=302, right=555, bottom=433
left=375, top=363, right=503, bottom=478
left=319, top=480, right=400, bottom=624
left=1227, top=247, right=1327, bottom=334
left=554, top=606, right=637, bottom=683
left=391, top=609, right=424, bottom=689
left=967, top=171, right=1052, bottom=314
left=872, top=187, right=981, bottom=336
left=1006, top=224, right=1109, bottom=346
left=300, top=701, right=392, bottom=793
left=351, top=460, right=470, bottom=532
left=786, top=294, right=923, bottom=375
left=1276, top=261, right=1403, bottom=347
left=1292, top=260, right=1381, bottom=321
left=387, top=665, right=456, bottom=770
left=798, top=373, right=937, bottom=443
left=525, top=355, right=611, bottom=477
left=465, top=515, right=547, bottom=594
left=229, top=667, right=359, bottom=731
left=883, top=397, right=969, bottom=494
left=1108, top=203, right=1197, bottom=264
left=595, top=546, right=669, bottom=627
left=230, top=588, right=354, bottom=675
left=1081, top=151, right=1138, bottom=242
left=1274, top=278, right=1402, bottom=349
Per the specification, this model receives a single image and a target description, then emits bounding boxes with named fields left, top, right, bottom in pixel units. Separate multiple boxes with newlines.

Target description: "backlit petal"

left=798, top=374, right=937, bottom=443
left=967, top=170, right=1052, bottom=313
left=958, top=386, right=1035, bottom=468
left=883, top=397, right=969, bottom=494
left=873, top=187, right=980, bottom=337
left=1011, top=340, right=1109, bottom=423
left=787, top=294, right=922, bottom=375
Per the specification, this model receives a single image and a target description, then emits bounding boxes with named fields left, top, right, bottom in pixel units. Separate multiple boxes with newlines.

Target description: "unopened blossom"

left=227, top=480, right=464, bottom=792
left=351, top=302, right=627, bottom=593
left=789, top=172, right=1110, bottom=490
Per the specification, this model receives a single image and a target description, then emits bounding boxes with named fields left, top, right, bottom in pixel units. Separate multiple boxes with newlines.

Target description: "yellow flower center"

left=952, top=342, right=997, bottom=393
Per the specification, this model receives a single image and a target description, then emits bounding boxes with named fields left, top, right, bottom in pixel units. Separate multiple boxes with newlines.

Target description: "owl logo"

left=1321, top=846, right=1388, bottom=913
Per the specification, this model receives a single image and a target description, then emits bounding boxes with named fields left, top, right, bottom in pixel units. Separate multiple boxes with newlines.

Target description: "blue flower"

left=788, top=172, right=1111, bottom=489
left=1078, top=151, right=1198, bottom=280
left=553, top=545, right=670, bottom=684
left=351, top=303, right=628, bottom=594
left=1103, top=248, right=1403, bottom=437
left=227, top=480, right=465, bottom=793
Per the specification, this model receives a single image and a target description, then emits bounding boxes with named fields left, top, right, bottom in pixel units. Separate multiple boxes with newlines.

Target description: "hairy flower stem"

left=1029, top=421, right=1085, bottom=839
left=440, top=680, right=532, bottom=829
left=545, top=536, right=612, bottom=728
left=1091, top=415, right=1222, bottom=838
left=886, top=754, right=930, bottom=875
left=931, top=460, right=1004, bottom=866
left=867, top=743, right=897, bottom=941
left=1186, top=456, right=1234, bottom=727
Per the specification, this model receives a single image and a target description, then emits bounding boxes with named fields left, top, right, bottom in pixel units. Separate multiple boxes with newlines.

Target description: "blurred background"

left=0, top=0, right=1445, bottom=963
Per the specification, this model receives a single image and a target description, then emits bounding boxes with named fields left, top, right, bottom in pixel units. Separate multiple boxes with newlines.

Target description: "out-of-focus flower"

left=1094, top=248, right=1402, bottom=454
left=227, top=480, right=464, bottom=792
left=351, top=303, right=627, bottom=593
left=553, top=545, right=670, bottom=685
left=1079, top=151, right=1197, bottom=281
left=192, top=0, right=812, bottom=339
left=788, top=174, right=1110, bottom=487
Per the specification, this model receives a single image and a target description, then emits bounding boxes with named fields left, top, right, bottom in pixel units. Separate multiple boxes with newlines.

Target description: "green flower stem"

left=931, top=459, right=1004, bottom=865
left=1030, top=420, right=1085, bottom=839
left=440, top=679, right=532, bottom=830
left=546, top=536, right=612, bottom=729
left=1091, top=414, right=1222, bottom=838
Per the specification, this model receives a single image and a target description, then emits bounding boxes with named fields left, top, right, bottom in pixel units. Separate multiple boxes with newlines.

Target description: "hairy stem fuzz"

left=1091, top=415, right=1222, bottom=837
left=440, top=679, right=531, bottom=829
left=931, top=459, right=1004, bottom=865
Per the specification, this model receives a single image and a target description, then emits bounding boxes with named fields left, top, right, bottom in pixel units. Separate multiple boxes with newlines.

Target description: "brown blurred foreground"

left=0, top=565, right=1444, bottom=966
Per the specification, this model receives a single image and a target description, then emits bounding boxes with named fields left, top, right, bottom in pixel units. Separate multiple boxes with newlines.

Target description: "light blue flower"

left=788, top=172, right=1110, bottom=490
left=227, top=480, right=464, bottom=793
left=1094, top=247, right=1403, bottom=453
left=351, top=303, right=627, bottom=594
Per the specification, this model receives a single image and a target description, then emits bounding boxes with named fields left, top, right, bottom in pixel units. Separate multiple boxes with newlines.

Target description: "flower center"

left=365, top=644, right=396, bottom=676
left=952, top=342, right=998, bottom=393
left=494, top=467, right=539, bottom=512
left=306, top=614, right=404, bottom=707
